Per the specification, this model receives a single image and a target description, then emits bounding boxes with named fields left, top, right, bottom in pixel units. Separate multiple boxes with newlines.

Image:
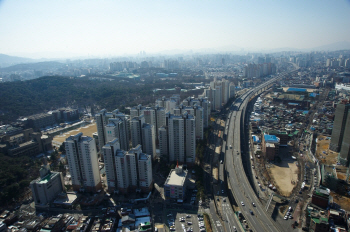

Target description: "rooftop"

left=165, top=167, right=187, bottom=187
left=287, top=87, right=307, bottom=92
left=264, top=134, right=280, bottom=143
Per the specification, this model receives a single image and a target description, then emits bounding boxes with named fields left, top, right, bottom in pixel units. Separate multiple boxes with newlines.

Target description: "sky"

left=0, top=0, right=350, bottom=59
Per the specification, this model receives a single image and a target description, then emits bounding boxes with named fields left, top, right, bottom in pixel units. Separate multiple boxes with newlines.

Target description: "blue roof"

left=309, top=93, right=317, bottom=97
left=287, top=88, right=307, bottom=92
left=264, top=134, right=279, bottom=143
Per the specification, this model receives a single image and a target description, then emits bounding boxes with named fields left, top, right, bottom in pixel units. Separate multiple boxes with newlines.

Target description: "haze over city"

left=1, top=0, right=350, bottom=59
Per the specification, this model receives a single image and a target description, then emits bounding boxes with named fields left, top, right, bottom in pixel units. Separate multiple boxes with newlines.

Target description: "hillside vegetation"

left=0, top=75, right=189, bottom=122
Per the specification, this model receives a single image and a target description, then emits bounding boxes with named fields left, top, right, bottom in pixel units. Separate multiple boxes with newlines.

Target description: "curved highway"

left=221, top=70, right=297, bottom=232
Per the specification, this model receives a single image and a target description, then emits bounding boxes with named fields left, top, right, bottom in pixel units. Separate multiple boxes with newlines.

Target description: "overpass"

left=221, top=70, right=298, bottom=232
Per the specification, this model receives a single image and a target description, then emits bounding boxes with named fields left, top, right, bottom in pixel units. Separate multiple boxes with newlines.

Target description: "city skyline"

left=0, top=0, right=350, bottom=59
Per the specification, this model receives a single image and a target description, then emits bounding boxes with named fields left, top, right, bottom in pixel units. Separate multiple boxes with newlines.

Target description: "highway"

left=219, top=70, right=297, bottom=232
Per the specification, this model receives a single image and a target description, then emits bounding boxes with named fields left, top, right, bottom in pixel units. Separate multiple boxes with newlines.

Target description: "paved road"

left=222, top=70, right=298, bottom=232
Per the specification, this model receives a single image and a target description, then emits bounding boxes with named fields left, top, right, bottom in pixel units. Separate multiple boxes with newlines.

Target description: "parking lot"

left=166, top=211, right=206, bottom=232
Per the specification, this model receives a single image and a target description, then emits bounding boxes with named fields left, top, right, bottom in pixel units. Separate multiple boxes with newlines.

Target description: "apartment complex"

left=96, top=109, right=129, bottom=152
left=65, top=133, right=101, bottom=192
left=103, top=143, right=152, bottom=194
left=330, top=103, right=350, bottom=152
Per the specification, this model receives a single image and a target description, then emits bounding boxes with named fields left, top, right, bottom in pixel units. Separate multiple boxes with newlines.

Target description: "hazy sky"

left=1, top=0, right=350, bottom=58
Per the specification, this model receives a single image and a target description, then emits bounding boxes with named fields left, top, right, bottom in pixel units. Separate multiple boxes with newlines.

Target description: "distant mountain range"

left=1, top=41, right=350, bottom=65
left=0, top=61, right=64, bottom=72
left=0, top=53, right=34, bottom=68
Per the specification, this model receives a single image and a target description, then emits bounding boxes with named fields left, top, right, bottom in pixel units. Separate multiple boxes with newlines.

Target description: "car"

left=252, top=202, right=256, bottom=207
left=241, top=201, right=245, bottom=206
left=233, top=226, right=237, bottom=231
left=295, top=199, right=299, bottom=203
left=230, top=145, right=232, bottom=148
left=223, top=198, right=226, bottom=202
left=222, top=190, right=224, bottom=193
left=255, top=176, right=258, bottom=179
left=186, top=215, right=191, bottom=218
left=220, top=160, right=223, bottom=164
left=288, top=206, right=293, bottom=212
left=250, top=210, right=254, bottom=215
left=289, top=215, right=293, bottom=219
left=187, top=221, right=192, bottom=225
left=217, top=198, right=219, bottom=201
left=284, top=216, right=288, bottom=220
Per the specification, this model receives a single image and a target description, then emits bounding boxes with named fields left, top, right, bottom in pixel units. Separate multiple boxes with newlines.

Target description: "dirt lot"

left=267, top=160, right=299, bottom=197
left=53, top=123, right=97, bottom=145
left=331, top=192, right=350, bottom=211
left=315, top=135, right=338, bottom=165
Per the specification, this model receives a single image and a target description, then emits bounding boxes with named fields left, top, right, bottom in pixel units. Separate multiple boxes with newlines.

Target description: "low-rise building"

left=30, top=159, right=65, bottom=207
left=164, top=165, right=187, bottom=200
left=311, top=187, right=330, bottom=208
left=262, top=134, right=280, bottom=160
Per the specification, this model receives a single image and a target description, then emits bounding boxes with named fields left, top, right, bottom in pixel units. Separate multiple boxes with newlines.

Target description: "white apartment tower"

left=105, top=118, right=129, bottom=151
left=168, top=113, right=196, bottom=165
left=214, top=85, right=222, bottom=110
left=158, top=126, right=168, bottom=160
left=130, top=115, right=145, bottom=148
left=114, top=148, right=138, bottom=194
left=65, top=133, right=101, bottom=192
left=199, top=98, right=210, bottom=128
left=141, top=107, right=156, bottom=127
left=141, top=123, right=156, bottom=159
left=155, top=106, right=167, bottom=137
left=96, top=109, right=129, bottom=151
left=222, top=78, right=230, bottom=105
left=193, top=105, right=204, bottom=140
left=138, top=152, right=153, bottom=192
left=168, top=115, right=185, bottom=163
left=102, top=138, right=120, bottom=192
left=229, top=82, right=236, bottom=98
left=184, top=113, right=196, bottom=164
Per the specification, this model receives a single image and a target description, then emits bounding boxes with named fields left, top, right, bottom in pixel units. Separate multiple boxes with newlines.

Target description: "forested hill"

left=0, top=76, right=185, bottom=123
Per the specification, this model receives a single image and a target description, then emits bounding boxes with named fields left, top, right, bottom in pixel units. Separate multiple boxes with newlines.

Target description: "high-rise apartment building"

left=339, top=109, right=350, bottom=166
left=199, top=98, right=210, bottom=128
left=330, top=103, right=350, bottom=152
left=141, top=123, right=156, bottom=159
left=105, top=118, right=129, bottom=151
left=229, top=83, right=236, bottom=99
left=130, top=115, right=145, bottom=148
left=138, top=152, right=153, bottom=192
left=65, top=133, right=101, bottom=192
left=96, top=109, right=129, bottom=151
left=168, top=113, right=196, bottom=165
left=221, top=78, right=230, bottom=105
left=158, top=126, right=168, bottom=160
left=193, top=105, right=204, bottom=140
left=168, top=115, right=185, bottom=163
left=102, top=138, right=120, bottom=192
left=114, top=149, right=138, bottom=194
left=130, top=104, right=166, bottom=140
left=184, top=113, right=196, bottom=164
left=214, top=85, right=222, bottom=110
